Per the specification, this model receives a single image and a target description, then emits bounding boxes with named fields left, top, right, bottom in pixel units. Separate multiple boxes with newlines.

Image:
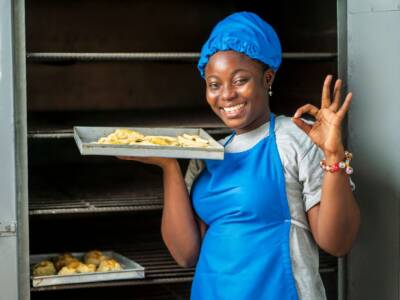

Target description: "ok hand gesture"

left=292, top=75, right=352, bottom=161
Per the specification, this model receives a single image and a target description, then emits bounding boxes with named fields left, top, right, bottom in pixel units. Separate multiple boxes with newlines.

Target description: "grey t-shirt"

left=185, top=115, right=355, bottom=300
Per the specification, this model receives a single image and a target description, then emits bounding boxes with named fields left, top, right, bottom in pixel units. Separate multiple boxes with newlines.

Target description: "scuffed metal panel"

left=0, top=0, right=29, bottom=299
left=0, top=237, right=19, bottom=300
left=349, top=0, right=400, bottom=13
left=347, top=6, right=400, bottom=300
left=0, top=0, right=19, bottom=299
left=0, top=0, right=16, bottom=222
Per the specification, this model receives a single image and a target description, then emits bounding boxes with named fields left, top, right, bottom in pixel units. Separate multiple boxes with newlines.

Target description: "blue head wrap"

left=198, top=12, right=282, bottom=78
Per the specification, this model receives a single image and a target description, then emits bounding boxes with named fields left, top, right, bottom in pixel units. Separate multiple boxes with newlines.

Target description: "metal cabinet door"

left=0, top=0, right=29, bottom=299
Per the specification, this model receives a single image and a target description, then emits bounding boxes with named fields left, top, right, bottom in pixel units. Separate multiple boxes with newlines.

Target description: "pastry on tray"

left=57, top=261, right=96, bottom=275
left=96, top=128, right=210, bottom=148
left=57, top=265, right=77, bottom=276
left=54, top=253, right=80, bottom=271
left=32, top=250, right=125, bottom=277
left=84, top=250, right=109, bottom=267
left=97, top=259, right=123, bottom=272
left=32, top=260, right=57, bottom=276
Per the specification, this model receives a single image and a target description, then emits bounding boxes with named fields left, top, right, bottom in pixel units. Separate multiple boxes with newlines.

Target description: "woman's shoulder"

left=275, top=115, right=309, bottom=138
left=275, top=115, right=319, bottom=160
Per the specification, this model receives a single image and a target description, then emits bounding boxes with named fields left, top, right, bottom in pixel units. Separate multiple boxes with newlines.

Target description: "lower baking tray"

left=74, top=126, right=224, bottom=160
left=31, top=251, right=145, bottom=287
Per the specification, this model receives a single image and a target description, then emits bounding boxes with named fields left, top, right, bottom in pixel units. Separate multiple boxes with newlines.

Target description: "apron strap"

left=269, top=112, right=276, bottom=137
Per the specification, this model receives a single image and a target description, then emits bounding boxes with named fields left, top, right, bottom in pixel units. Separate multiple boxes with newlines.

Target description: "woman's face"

left=204, top=51, right=273, bottom=134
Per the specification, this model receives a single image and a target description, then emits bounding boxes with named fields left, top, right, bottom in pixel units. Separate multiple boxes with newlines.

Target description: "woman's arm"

left=307, top=159, right=360, bottom=256
left=117, top=157, right=204, bottom=267
left=160, top=159, right=204, bottom=267
left=292, top=75, right=361, bottom=257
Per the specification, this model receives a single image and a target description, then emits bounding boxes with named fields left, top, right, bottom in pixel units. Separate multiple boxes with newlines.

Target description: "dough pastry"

left=32, top=260, right=57, bottom=276
left=96, top=129, right=210, bottom=148
left=76, top=263, right=96, bottom=273
left=96, top=259, right=123, bottom=272
left=97, top=129, right=145, bottom=145
left=54, top=253, right=79, bottom=271
left=84, top=250, right=108, bottom=267
left=58, top=266, right=77, bottom=276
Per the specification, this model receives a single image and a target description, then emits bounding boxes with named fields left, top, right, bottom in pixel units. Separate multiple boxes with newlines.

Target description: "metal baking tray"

left=31, top=251, right=145, bottom=287
left=74, top=126, right=224, bottom=160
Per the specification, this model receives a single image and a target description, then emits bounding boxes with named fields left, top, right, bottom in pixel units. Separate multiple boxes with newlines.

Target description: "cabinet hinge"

left=0, top=221, right=17, bottom=237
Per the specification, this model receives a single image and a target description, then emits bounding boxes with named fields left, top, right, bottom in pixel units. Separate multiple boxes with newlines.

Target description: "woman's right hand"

left=116, top=156, right=177, bottom=169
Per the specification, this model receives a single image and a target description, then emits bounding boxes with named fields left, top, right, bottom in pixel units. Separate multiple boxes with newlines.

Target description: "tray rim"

left=30, top=251, right=145, bottom=287
left=73, top=126, right=225, bottom=159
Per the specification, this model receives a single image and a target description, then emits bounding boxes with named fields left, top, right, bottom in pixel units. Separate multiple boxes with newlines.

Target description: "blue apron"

left=190, top=113, right=299, bottom=300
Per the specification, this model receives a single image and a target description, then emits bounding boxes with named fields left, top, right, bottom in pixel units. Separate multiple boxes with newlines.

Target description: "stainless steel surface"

left=74, top=126, right=224, bottom=160
left=23, top=1, right=343, bottom=299
left=32, top=284, right=191, bottom=300
left=0, top=221, right=17, bottom=236
left=14, top=0, right=30, bottom=295
left=28, top=128, right=231, bottom=139
left=28, top=110, right=224, bottom=135
left=347, top=2, right=400, bottom=299
left=29, top=163, right=163, bottom=215
left=30, top=243, right=337, bottom=292
left=349, top=0, right=400, bottom=13
left=27, top=52, right=199, bottom=62
left=27, top=52, right=337, bottom=62
left=29, top=190, right=163, bottom=215
left=31, top=251, right=145, bottom=287
left=31, top=245, right=194, bottom=291
left=1, top=0, right=29, bottom=299
left=337, top=1, right=348, bottom=299
left=28, top=133, right=75, bottom=139
left=27, top=109, right=230, bottom=139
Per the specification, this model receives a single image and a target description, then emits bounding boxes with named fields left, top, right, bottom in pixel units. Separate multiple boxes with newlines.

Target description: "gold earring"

left=268, top=86, right=273, bottom=97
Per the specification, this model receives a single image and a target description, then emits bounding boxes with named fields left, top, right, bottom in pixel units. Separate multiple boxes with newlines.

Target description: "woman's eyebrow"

left=206, top=68, right=249, bottom=81
left=206, top=75, right=219, bottom=81
left=231, top=69, right=249, bottom=76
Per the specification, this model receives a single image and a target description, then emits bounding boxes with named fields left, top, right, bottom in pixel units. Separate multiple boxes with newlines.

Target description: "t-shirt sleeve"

left=184, top=159, right=205, bottom=194
left=299, top=141, right=356, bottom=212
left=299, top=143, right=325, bottom=211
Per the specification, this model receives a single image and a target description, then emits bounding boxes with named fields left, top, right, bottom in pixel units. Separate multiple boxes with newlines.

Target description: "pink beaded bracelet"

left=320, top=151, right=354, bottom=175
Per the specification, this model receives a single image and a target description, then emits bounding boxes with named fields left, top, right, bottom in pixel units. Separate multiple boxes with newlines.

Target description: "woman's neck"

left=234, top=110, right=270, bottom=135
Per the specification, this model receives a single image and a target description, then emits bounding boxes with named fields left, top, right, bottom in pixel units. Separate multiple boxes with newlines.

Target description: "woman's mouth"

left=220, top=103, right=246, bottom=119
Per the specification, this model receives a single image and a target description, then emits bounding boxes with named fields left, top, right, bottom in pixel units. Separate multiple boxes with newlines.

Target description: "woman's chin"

left=222, top=118, right=247, bottom=131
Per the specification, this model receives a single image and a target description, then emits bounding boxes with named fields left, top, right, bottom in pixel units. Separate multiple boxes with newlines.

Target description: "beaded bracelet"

left=320, top=151, right=354, bottom=175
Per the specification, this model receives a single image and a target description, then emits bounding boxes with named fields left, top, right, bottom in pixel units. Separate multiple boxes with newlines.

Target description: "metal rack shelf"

left=28, top=109, right=229, bottom=139
left=30, top=243, right=195, bottom=292
left=29, top=164, right=164, bottom=215
left=27, top=52, right=337, bottom=63
left=30, top=242, right=336, bottom=292
left=31, top=283, right=191, bottom=300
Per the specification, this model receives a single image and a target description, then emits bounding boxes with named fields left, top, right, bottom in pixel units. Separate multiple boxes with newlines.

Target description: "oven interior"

left=27, top=0, right=339, bottom=299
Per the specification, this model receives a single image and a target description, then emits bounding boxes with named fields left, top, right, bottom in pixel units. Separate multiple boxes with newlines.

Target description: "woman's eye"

left=233, top=78, right=248, bottom=85
left=208, top=82, right=220, bottom=90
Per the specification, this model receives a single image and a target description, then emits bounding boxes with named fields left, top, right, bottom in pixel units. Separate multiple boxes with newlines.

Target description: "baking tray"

left=31, top=251, right=145, bottom=287
left=74, top=126, right=224, bottom=160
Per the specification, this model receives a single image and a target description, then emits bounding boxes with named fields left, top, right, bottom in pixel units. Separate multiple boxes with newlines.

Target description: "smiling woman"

left=204, top=51, right=273, bottom=134
left=118, top=11, right=360, bottom=300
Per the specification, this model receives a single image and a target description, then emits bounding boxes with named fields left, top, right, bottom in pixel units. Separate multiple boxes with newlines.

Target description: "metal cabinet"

left=0, top=0, right=371, bottom=299
left=0, top=1, right=29, bottom=300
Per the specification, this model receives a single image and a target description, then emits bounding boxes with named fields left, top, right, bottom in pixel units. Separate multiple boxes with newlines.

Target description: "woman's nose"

left=221, top=85, right=237, bottom=102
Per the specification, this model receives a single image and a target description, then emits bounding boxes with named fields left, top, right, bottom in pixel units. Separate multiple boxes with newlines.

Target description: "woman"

left=119, top=12, right=360, bottom=300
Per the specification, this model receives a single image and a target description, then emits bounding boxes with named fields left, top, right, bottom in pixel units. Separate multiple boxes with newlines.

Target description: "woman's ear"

left=264, top=69, right=275, bottom=88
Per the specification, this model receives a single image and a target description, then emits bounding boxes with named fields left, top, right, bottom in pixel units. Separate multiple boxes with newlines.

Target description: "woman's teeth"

left=223, top=103, right=245, bottom=113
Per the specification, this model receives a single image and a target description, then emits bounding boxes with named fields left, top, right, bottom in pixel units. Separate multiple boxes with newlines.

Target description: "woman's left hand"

left=292, top=75, right=352, bottom=162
